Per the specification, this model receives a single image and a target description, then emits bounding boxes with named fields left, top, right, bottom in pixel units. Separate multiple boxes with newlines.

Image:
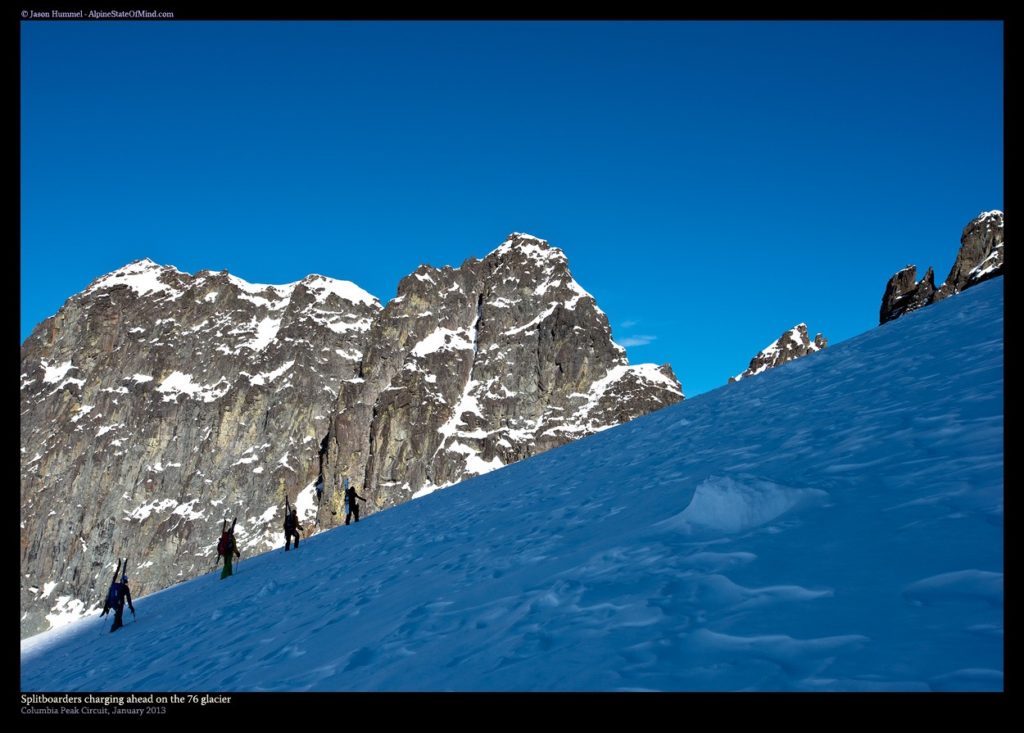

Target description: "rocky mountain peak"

left=934, top=209, right=1004, bottom=301
left=729, top=323, right=828, bottom=384
left=325, top=234, right=681, bottom=510
left=21, top=234, right=684, bottom=639
left=487, top=232, right=563, bottom=259
left=84, top=258, right=186, bottom=299
left=970, top=209, right=1004, bottom=232
left=879, top=265, right=936, bottom=325
left=880, top=210, right=1004, bottom=324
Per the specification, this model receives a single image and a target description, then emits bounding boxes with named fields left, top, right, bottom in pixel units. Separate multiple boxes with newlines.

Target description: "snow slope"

left=21, top=279, right=1003, bottom=691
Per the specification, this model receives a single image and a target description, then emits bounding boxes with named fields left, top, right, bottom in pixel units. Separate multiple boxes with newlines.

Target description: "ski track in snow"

left=20, top=279, right=1003, bottom=691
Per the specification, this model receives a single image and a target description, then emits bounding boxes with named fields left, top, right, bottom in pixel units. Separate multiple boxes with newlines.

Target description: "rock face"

left=20, top=260, right=380, bottom=637
left=729, top=324, right=827, bottom=384
left=880, top=210, right=1004, bottom=324
left=934, top=210, right=1005, bottom=300
left=20, top=235, right=683, bottom=638
left=322, top=234, right=684, bottom=512
left=879, top=265, right=937, bottom=324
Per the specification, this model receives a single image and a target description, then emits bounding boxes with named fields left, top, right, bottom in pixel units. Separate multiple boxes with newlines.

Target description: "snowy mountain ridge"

left=20, top=234, right=683, bottom=639
left=21, top=277, right=1002, bottom=691
left=321, top=232, right=682, bottom=508
left=729, top=323, right=828, bottom=383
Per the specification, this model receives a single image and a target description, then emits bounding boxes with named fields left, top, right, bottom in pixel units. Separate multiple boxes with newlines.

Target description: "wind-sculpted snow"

left=656, top=475, right=828, bottom=536
left=903, top=570, right=1003, bottom=606
left=21, top=280, right=1001, bottom=691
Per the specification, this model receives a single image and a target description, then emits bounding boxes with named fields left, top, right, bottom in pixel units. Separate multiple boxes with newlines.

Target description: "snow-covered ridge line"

left=563, top=364, right=683, bottom=432
left=731, top=324, right=826, bottom=384
left=623, top=363, right=686, bottom=394
left=486, top=232, right=568, bottom=263
left=85, top=259, right=381, bottom=307
left=225, top=274, right=294, bottom=300
left=303, top=275, right=380, bottom=307
left=21, top=230, right=682, bottom=641
left=85, top=259, right=183, bottom=299
left=20, top=279, right=1003, bottom=691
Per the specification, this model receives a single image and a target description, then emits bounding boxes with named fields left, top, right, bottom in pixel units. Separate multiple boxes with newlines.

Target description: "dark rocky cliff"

left=20, top=235, right=683, bottom=637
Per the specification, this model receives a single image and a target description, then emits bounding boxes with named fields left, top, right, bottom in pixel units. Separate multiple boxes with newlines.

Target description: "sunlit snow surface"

left=21, top=280, right=1003, bottom=691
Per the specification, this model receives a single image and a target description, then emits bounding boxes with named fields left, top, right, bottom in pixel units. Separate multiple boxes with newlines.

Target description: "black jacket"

left=345, top=487, right=366, bottom=507
left=284, top=512, right=303, bottom=533
left=222, top=533, right=240, bottom=558
left=114, top=582, right=134, bottom=614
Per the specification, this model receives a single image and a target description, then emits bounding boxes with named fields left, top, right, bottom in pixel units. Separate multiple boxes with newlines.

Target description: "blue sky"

left=20, top=21, right=1003, bottom=396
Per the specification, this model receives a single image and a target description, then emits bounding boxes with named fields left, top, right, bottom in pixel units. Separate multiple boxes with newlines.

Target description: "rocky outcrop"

left=879, top=266, right=937, bottom=325
left=20, top=260, right=380, bottom=637
left=880, top=210, right=1004, bottom=324
left=934, top=210, right=1005, bottom=301
left=729, top=324, right=827, bottom=384
left=20, top=235, right=683, bottom=638
left=321, top=234, right=684, bottom=512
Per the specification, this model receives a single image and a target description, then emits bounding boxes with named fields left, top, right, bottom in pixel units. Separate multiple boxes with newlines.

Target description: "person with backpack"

left=283, top=497, right=303, bottom=550
left=100, top=557, right=124, bottom=619
left=345, top=484, right=367, bottom=525
left=218, top=518, right=240, bottom=579
left=108, top=572, right=135, bottom=632
left=315, top=474, right=325, bottom=505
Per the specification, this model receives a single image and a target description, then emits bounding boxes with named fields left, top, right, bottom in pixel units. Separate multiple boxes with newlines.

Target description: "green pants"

left=221, top=552, right=236, bottom=579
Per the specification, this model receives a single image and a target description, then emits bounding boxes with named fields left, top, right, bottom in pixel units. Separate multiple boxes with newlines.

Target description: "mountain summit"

left=20, top=235, right=682, bottom=638
left=729, top=324, right=828, bottom=384
left=324, top=232, right=683, bottom=510
left=21, top=277, right=1002, bottom=691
